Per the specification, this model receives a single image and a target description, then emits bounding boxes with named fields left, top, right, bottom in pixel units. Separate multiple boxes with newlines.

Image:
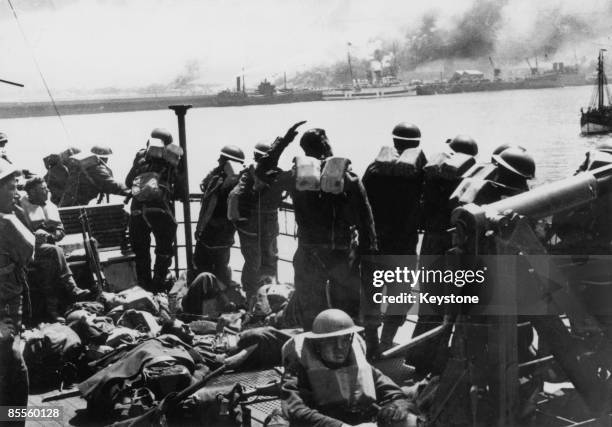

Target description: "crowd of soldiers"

left=0, top=120, right=608, bottom=426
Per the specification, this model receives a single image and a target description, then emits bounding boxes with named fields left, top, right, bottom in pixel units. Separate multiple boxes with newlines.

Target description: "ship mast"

left=598, top=49, right=606, bottom=110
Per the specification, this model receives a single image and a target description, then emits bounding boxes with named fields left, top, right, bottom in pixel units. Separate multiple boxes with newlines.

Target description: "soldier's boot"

left=151, top=254, right=173, bottom=293
left=63, top=274, right=93, bottom=301
left=364, top=326, right=380, bottom=361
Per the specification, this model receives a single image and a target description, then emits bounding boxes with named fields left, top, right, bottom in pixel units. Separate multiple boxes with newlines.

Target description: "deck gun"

left=432, top=164, right=612, bottom=425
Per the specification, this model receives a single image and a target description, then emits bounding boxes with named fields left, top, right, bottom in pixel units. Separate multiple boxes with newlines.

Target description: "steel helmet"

left=491, top=143, right=526, bottom=161
left=220, top=145, right=245, bottom=163
left=0, top=132, right=7, bottom=146
left=254, top=141, right=271, bottom=161
left=304, top=309, right=363, bottom=339
left=596, top=141, right=612, bottom=154
left=91, top=145, right=113, bottom=156
left=151, top=128, right=173, bottom=145
left=300, top=128, right=332, bottom=160
left=492, top=147, right=535, bottom=179
left=448, top=135, right=478, bottom=156
left=0, top=158, right=17, bottom=181
left=392, top=122, right=420, bottom=150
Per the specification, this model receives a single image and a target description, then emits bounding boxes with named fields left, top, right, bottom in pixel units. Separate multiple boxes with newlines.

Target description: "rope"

left=7, top=0, right=71, bottom=142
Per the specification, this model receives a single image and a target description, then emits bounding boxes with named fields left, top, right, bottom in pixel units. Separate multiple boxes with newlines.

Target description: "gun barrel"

left=454, top=164, right=612, bottom=227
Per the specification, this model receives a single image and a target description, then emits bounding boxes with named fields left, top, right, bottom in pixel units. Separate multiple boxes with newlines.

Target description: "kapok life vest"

left=20, top=197, right=62, bottom=231
left=370, top=146, right=426, bottom=178
left=294, top=156, right=351, bottom=193
left=423, top=151, right=476, bottom=181
left=287, top=334, right=376, bottom=409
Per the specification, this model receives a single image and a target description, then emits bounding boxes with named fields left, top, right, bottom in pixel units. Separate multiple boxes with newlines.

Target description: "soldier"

left=0, top=159, right=29, bottom=419
left=228, top=141, right=284, bottom=304
left=59, top=145, right=129, bottom=207
left=420, top=135, right=478, bottom=255
left=20, top=176, right=65, bottom=243
left=126, top=128, right=184, bottom=292
left=408, top=135, right=479, bottom=372
left=282, top=309, right=415, bottom=427
left=43, top=147, right=80, bottom=205
left=255, top=123, right=377, bottom=333
left=194, top=145, right=245, bottom=286
left=361, top=122, right=426, bottom=356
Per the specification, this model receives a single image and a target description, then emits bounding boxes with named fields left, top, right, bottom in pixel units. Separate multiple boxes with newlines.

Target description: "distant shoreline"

left=0, top=91, right=323, bottom=119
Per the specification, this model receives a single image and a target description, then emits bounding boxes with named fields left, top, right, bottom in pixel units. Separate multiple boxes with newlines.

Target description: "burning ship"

left=581, top=50, right=612, bottom=135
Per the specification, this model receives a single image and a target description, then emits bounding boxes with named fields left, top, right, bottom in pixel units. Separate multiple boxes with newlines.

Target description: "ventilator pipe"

left=169, top=104, right=193, bottom=273
left=452, top=164, right=612, bottom=232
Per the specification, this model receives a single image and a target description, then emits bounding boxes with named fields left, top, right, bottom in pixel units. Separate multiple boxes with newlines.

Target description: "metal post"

left=169, top=104, right=194, bottom=273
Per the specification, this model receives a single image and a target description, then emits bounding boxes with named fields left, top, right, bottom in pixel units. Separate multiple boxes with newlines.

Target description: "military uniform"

left=194, top=166, right=240, bottom=286
left=256, top=133, right=377, bottom=331
left=126, top=146, right=182, bottom=292
left=60, top=158, right=128, bottom=207
left=228, top=165, right=282, bottom=300
left=0, top=169, right=32, bottom=421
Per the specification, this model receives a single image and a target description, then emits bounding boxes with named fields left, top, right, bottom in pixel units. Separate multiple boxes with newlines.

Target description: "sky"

left=0, top=0, right=611, bottom=100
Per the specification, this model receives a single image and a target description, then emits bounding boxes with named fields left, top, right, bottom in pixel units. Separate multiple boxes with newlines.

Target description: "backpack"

left=131, top=171, right=168, bottom=203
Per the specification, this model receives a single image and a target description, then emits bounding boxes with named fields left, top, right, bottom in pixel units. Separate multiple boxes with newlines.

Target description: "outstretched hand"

left=283, top=121, right=307, bottom=143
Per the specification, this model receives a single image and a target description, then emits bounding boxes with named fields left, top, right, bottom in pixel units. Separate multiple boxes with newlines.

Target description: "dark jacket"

left=195, top=165, right=240, bottom=247
left=362, top=161, right=424, bottom=251
left=60, top=160, right=128, bottom=207
left=256, top=139, right=376, bottom=252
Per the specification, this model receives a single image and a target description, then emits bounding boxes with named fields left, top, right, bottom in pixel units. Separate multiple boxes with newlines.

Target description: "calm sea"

left=2, top=85, right=609, bottom=189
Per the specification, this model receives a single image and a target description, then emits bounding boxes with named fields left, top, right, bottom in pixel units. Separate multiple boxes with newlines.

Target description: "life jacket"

left=20, top=197, right=61, bottom=231
left=294, top=156, right=351, bottom=193
left=461, top=162, right=498, bottom=181
left=424, top=151, right=476, bottom=181
left=132, top=143, right=183, bottom=204
left=451, top=177, right=523, bottom=206
left=283, top=334, right=377, bottom=410
left=368, top=146, right=426, bottom=178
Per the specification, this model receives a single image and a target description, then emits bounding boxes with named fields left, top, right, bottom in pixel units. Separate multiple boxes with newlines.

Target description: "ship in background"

left=580, top=49, right=612, bottom=135
left=416, top=57, right=588, bottom=95
left=322, top=48, right=417, bottom=101
left=216, top=75, right=322, bottom=107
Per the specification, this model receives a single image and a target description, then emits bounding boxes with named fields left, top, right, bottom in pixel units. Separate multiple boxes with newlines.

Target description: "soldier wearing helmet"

left=282, top=309, right=415, bottom=427
left=227, top=141, right=284, bottom=303
left=126, top=128, right=184, bottom=292
left=194, top=144, right=246, bottom=286
left=360, top=122, right=427, bottom=357
left=59, top=145, right=128, bottom=207
left=254, top=121, right=377, bottom=332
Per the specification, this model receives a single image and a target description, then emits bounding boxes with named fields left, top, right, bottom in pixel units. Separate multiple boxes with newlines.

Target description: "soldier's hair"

left=24, top=176, right=45, bottom=193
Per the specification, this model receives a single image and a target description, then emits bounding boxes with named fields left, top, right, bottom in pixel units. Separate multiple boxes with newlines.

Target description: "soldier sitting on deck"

left=281, top=309, right=416, bottom=427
